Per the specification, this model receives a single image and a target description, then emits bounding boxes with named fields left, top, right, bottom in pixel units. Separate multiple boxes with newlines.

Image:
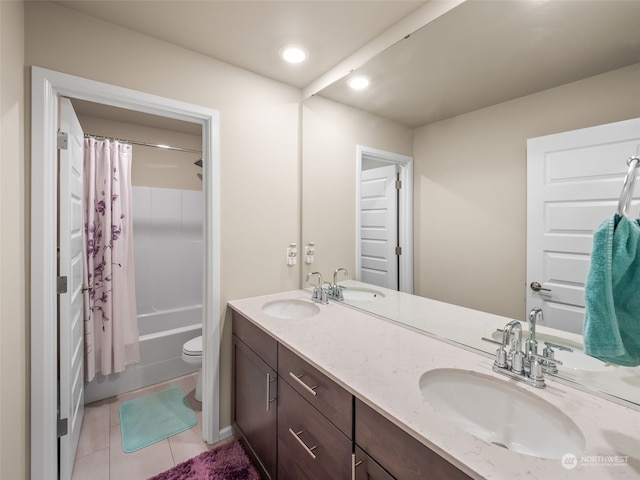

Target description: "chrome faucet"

left=306, top=271, right=328, bottom=304
left=482, top=311, right=570, bottom=388
left=525, top=308, right=571, bottom=374
left=491, top=320, right=547, bottom=388
left=327, top=267, right=349, bottom=301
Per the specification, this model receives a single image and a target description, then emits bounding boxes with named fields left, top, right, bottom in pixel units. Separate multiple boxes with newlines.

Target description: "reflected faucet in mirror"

left=328, top=267, right=349, bottom=301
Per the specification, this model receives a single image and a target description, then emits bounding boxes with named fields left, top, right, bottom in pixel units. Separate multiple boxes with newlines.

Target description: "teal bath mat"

left=119, top=386, right=197, bottom=453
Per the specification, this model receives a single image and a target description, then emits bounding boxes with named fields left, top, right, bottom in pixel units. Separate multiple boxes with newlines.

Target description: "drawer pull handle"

left=289, top=428, right=317, bottom=459
left=351, top=453, right=363, bottom=479
left=289, top=372, right=318, bottom=396
left=265, top=372, right=276, bottom=411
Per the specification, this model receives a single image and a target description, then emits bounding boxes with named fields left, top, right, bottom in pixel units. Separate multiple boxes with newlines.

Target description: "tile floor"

left=71, top=373, right=225, bottom=480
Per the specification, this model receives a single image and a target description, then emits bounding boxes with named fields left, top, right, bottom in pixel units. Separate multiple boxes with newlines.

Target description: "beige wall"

left=1, top=1, right=27, bottom=479
left=76, top=115, right=203, bottom=190
left=24, top=0, right=302, bottom=460
left=302, top=95, right=413, bottom=281
left=414, top=63, right=640, bottom=320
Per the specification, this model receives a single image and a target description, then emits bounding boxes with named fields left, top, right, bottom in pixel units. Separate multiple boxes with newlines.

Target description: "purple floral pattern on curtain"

left=84, top=137, right=140, bottom=381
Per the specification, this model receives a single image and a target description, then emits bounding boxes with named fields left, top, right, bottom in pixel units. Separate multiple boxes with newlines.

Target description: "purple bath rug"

left=149, top=439, right=260, bottom=480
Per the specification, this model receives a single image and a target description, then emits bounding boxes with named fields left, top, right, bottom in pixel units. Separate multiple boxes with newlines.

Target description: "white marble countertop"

left=332, top=280, right=640, bottom=405
left=228, top=290, right=640, bottom=479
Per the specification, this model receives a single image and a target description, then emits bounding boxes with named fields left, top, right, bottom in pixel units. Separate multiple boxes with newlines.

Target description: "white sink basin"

left=419, top=368, right=585, bottom=459
left=262, top=299, right=320, bottom=319
left=341, top=287, right=385, bottom=301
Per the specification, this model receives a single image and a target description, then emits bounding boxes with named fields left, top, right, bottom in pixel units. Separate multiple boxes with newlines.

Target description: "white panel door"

left=527, top=118, right=640, bottom=334
left=58, top=97, right=85, bottom=480
left=359, top=164, right=398, bottom=289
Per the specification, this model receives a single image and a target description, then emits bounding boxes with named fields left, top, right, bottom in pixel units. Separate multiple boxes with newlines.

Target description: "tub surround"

left=229, top=290, right=640, bottom=479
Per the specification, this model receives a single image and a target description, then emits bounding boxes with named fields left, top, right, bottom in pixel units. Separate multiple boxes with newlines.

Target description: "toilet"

left=182, top=335, right=203, bottom=402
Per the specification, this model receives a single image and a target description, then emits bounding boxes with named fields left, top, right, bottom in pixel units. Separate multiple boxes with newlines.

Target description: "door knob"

left=530, top=281, right=551, bottom=292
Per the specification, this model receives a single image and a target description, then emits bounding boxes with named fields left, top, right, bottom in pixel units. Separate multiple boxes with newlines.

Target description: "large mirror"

left=302, top=0, right=640, bottom=406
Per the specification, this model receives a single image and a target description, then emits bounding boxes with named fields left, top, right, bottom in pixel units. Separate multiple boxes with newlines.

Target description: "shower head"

left=194, top=159, right=202, bottom=168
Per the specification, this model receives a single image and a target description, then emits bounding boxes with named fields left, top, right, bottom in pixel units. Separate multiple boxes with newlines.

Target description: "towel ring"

left=616, top=156, right=640, bottom=216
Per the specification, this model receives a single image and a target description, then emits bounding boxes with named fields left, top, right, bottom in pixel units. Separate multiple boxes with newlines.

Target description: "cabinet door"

left=278, top=379, right=351, bottom=480
left=355, top=399, right=471, bottom=480
left=354, top=446, right=395, bottom=480
left=233, top=335, right=277, bottom=480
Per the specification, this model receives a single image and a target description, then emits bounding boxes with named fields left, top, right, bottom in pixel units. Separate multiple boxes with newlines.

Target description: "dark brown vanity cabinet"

left=277, top=344, right=352, bottom=480
left=232, top=311, right=278, bottom=480
left=355, top=399, right=472, bottom=480
left=232, top=310, right=473, bottom=480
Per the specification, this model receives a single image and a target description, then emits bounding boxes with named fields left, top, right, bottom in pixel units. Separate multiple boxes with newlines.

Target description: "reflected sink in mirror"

left=262, top=299, right=320, bottom=320
left=489, top=330, right=610, bottom=373
left=419, top=368, right=585, bottom=459
left=341, top=286, right=385, bottom=302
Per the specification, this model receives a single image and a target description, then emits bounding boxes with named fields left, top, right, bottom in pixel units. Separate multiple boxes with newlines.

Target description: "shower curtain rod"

left=84, top=133, right=201, bottom=154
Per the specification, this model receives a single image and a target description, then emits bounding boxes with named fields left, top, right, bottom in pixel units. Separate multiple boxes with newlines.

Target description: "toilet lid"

left=183, top=335, right=202, bottom=355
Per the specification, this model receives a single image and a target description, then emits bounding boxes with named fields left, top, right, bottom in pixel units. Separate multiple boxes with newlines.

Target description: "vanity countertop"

left=228, top=290, right=640, bottom=479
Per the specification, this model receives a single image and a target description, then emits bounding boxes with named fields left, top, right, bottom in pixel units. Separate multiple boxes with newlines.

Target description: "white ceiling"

left=321, top=0, right=640, bottom=127
left=52, top=0, right=427, bottom=89
left=55, top=0, right=640, bottom=131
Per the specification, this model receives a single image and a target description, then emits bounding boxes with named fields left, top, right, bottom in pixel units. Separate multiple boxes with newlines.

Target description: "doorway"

left=356, top=145, right=413, bottom=293
left=31, top=67, right=221, bottom=480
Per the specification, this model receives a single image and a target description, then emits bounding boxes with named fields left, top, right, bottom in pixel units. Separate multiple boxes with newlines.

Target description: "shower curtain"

left=84, top=137, right=140, bottom=381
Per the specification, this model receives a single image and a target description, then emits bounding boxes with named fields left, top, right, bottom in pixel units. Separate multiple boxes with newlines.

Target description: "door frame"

left=356, top=145, right=413, bottom=293
left=31, top=66, right=221, bottom=479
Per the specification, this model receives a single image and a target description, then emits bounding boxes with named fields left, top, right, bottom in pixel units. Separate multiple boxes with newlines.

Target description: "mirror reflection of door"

left=527, top=117, right=640, bottom=334
left=357, top=146, right=413, bottom=293
left=360, top=163, right=399, bottom=289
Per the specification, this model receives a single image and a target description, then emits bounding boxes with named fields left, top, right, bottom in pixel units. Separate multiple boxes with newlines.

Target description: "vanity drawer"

left=355, top=399, right=471, bottom=480
left=232, top=310, right=277, bottom=370
left=354, top=446, right=395, bottom=480
left=278, top=378, right=351, bottom=480
left=278, top=344, right=352, bottom=438
left=277, top=439, right=311, bottom=480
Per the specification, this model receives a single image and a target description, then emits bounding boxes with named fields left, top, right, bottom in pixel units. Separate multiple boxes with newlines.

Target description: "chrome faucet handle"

left=481, top=337, right=509, bottom=367
left=531, top=348, right=562, bottom=374
left=543, top=341, right=573, bottom=353
left=525, top=354, right=548, bottom=386
left=317, top=285, right=329, bottom=304
left=530, top=352, right=562, bottom=363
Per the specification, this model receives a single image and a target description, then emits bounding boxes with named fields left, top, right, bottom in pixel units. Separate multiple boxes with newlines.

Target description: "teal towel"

left=584, top=214, right=640, bottom=366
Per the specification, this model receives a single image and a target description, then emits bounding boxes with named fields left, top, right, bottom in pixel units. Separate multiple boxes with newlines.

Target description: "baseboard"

left=219, top=424, right=236, bottom=441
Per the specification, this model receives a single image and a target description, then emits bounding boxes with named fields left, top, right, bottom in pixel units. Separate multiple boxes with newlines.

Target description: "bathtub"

left=84, top=306, right=202, bottom=404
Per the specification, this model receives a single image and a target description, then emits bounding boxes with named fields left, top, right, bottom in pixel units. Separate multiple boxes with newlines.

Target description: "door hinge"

left=57, top=276, right=68, bottom=294
left=395, top=246, right=402, bottom=256
left=57, top=130, right=68, bottom=150
left=57, top=417, right=68, bottom=438
left=395, top=179, right=402, bottom=190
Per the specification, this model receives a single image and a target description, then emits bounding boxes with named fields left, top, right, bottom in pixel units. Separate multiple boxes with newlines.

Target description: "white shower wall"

left=84, top=186, right=204, bottom=403
left=134, top=186, right=203, bottom=329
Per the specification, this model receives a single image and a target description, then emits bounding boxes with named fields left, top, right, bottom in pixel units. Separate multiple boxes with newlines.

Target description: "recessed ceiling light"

left=347, top=76, right=370, bottom=90
left=279, top=45, right=308, bottom=64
